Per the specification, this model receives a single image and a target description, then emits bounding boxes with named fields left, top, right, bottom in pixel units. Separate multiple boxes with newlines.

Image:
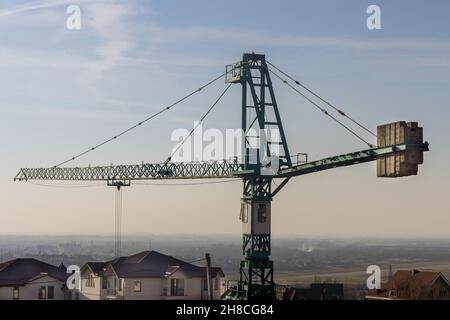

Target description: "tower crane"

left=14, top=53, right=429, bottom=300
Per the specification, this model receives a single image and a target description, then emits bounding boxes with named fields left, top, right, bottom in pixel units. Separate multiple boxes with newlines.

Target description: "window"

left=102, top=277, right=107, bottom=289
left=47, top=286, right=54, bottom=299
left=214, top=278, right=219, bottom=291
left=13, top=287, right=19, bottom=300
left=240, top=203, right=248, bottom=223
left=257, top=204, right=267, bottom=223
left=170, top=279, right=184, bottom=296
left=118, top=279, right=122, bottom=291
left=203, top=278, right=218, bottom=291
left=38, top=286, right=46, bottom=300
left=85, top=275, right=95, bottom=288
left=134, top=280, right=141, bottom=292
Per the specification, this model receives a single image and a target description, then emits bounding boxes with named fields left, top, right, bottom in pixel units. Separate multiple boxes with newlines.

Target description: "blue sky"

left=0, top=0, right=449, bottom=236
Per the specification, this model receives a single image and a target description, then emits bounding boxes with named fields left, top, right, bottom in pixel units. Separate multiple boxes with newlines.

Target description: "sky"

left=0, top=0, right=449, bottom=237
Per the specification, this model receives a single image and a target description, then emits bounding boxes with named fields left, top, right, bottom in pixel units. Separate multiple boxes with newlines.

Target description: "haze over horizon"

left=1, top=0, right=449, bottom=237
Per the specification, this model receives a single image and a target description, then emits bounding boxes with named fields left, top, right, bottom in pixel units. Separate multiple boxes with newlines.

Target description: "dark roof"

left=0, top=258, right=68, bottom=286
left=287, top=283, right=344, bottom=300
left=84, top=262, right=109, bottom=276
left=90, top=251, right=224, bottom=279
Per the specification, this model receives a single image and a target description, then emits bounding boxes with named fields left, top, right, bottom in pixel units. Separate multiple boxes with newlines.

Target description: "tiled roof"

left=367, top=269, right=450, bottom=299
left=84, top=251, right=224, bottom=279
left=0, top=258, right=68, bottom=286
left=84, top=262, right=109, bottom=276
left=382, top=270, right=445, bottom=291
left=112, top=251, right=224, bottom=279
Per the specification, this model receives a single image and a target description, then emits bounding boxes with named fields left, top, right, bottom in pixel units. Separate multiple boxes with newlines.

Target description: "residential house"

left=0, top=258, right=68, bottom=300
left=79, top=250, right=225, bottom=300
left=79, top=262, right=109, bottom=300
left=366, top=269, right=450, bottom=300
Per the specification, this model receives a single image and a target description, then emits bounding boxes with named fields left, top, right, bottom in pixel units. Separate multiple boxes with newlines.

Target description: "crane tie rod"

left=165, top=83, right=233, bottom=163
left=266, top=60, right=377, bottom=138
left=269, top=69, right=375, bottom=148
left=53, top=72, right=226, bottom=168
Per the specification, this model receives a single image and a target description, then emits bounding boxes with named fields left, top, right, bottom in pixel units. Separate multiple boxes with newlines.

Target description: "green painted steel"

left=277, top=143, right=429, bottom=178
left=14, top=143, right=429, bottom=182
left=14, top=159, right=242, bottom=182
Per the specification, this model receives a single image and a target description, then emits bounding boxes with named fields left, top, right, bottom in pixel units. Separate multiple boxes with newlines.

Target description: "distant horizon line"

left=1, top=232, right=450, bottom=241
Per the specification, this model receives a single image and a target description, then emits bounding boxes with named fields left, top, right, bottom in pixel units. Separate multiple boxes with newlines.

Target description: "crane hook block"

left=377, top=121, right=426, bottom=177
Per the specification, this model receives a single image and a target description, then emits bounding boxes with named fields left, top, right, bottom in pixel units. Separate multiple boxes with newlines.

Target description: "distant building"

left=278, top=283, right=344, bottom=300
left=79, top=250, right=225, bottom=300
left=366, top=269, right=450, bottom=300
left=0, top=258, right=68, bottom=300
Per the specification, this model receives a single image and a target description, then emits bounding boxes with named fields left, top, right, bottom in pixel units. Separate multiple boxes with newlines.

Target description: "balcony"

left=161, top=287, right=185, bottom=300
left=106, top=288, right=123, bottom=300
left=107, top=288, right=117, bottom=296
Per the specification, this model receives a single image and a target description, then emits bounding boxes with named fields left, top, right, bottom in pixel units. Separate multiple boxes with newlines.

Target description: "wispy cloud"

left=85, top=2, right=134, bottom=72
left=0, top=104, right=140, bottom=121
left=0, top=49, right=90, bottom=68
left=369, top=55, right=450, bottom=68
left=0, top=0, right=72, bottom=17
left=0, top=0, right=136, bottom=72
left=2, top=1, right=449, bottom=71
left=146, top=25, right=450, bottom=53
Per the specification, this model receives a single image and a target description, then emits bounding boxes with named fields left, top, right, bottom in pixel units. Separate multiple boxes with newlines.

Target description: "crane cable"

left=165, top=83, right=233, bottom=163
left=27, top=181, right=104, bottom=188
left=267, top=60, right=377, bottom=138
left=53, top=72, right=226, bottom=168
left=269, top=69, right=375, bottom=148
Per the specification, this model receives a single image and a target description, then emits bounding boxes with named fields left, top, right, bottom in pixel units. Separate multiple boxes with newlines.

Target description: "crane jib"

left=14, top=143, right=428, bottom=182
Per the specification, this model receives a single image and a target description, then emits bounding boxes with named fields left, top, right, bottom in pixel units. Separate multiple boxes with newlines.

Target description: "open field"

left=273, top=260, right=450, bottom=286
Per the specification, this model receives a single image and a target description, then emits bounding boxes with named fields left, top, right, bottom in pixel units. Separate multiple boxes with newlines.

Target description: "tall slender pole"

left=115, top=184, right=123, bottom=257
left=205, top=253, right=213, bottom=300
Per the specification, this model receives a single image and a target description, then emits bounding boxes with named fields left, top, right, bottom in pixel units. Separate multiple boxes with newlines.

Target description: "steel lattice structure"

left=14, top=160, right=243, bottom=181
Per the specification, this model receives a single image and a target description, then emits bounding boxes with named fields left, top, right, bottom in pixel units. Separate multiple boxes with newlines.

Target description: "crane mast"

left=225, top=53, right=292, bottom=299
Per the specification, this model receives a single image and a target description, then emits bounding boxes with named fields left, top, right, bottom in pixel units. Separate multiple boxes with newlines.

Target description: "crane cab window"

left=240, top=203, right=248, bottom=223
left=257, top=204, right=267, bottom=223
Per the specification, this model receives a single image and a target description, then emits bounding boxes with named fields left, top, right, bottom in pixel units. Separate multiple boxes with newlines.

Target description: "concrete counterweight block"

left=377, top=121, right=424, bottom=177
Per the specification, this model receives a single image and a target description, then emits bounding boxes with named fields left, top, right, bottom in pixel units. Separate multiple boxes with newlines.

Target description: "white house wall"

left=79, top=270, right=105, bottom=300
left=0, top=275, right=65, bottom=300
left=122, top=278, right=163, bottom=300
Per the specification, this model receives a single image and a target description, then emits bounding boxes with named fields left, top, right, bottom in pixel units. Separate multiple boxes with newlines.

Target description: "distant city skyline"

left=1, top=0, right=449, bottom=237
